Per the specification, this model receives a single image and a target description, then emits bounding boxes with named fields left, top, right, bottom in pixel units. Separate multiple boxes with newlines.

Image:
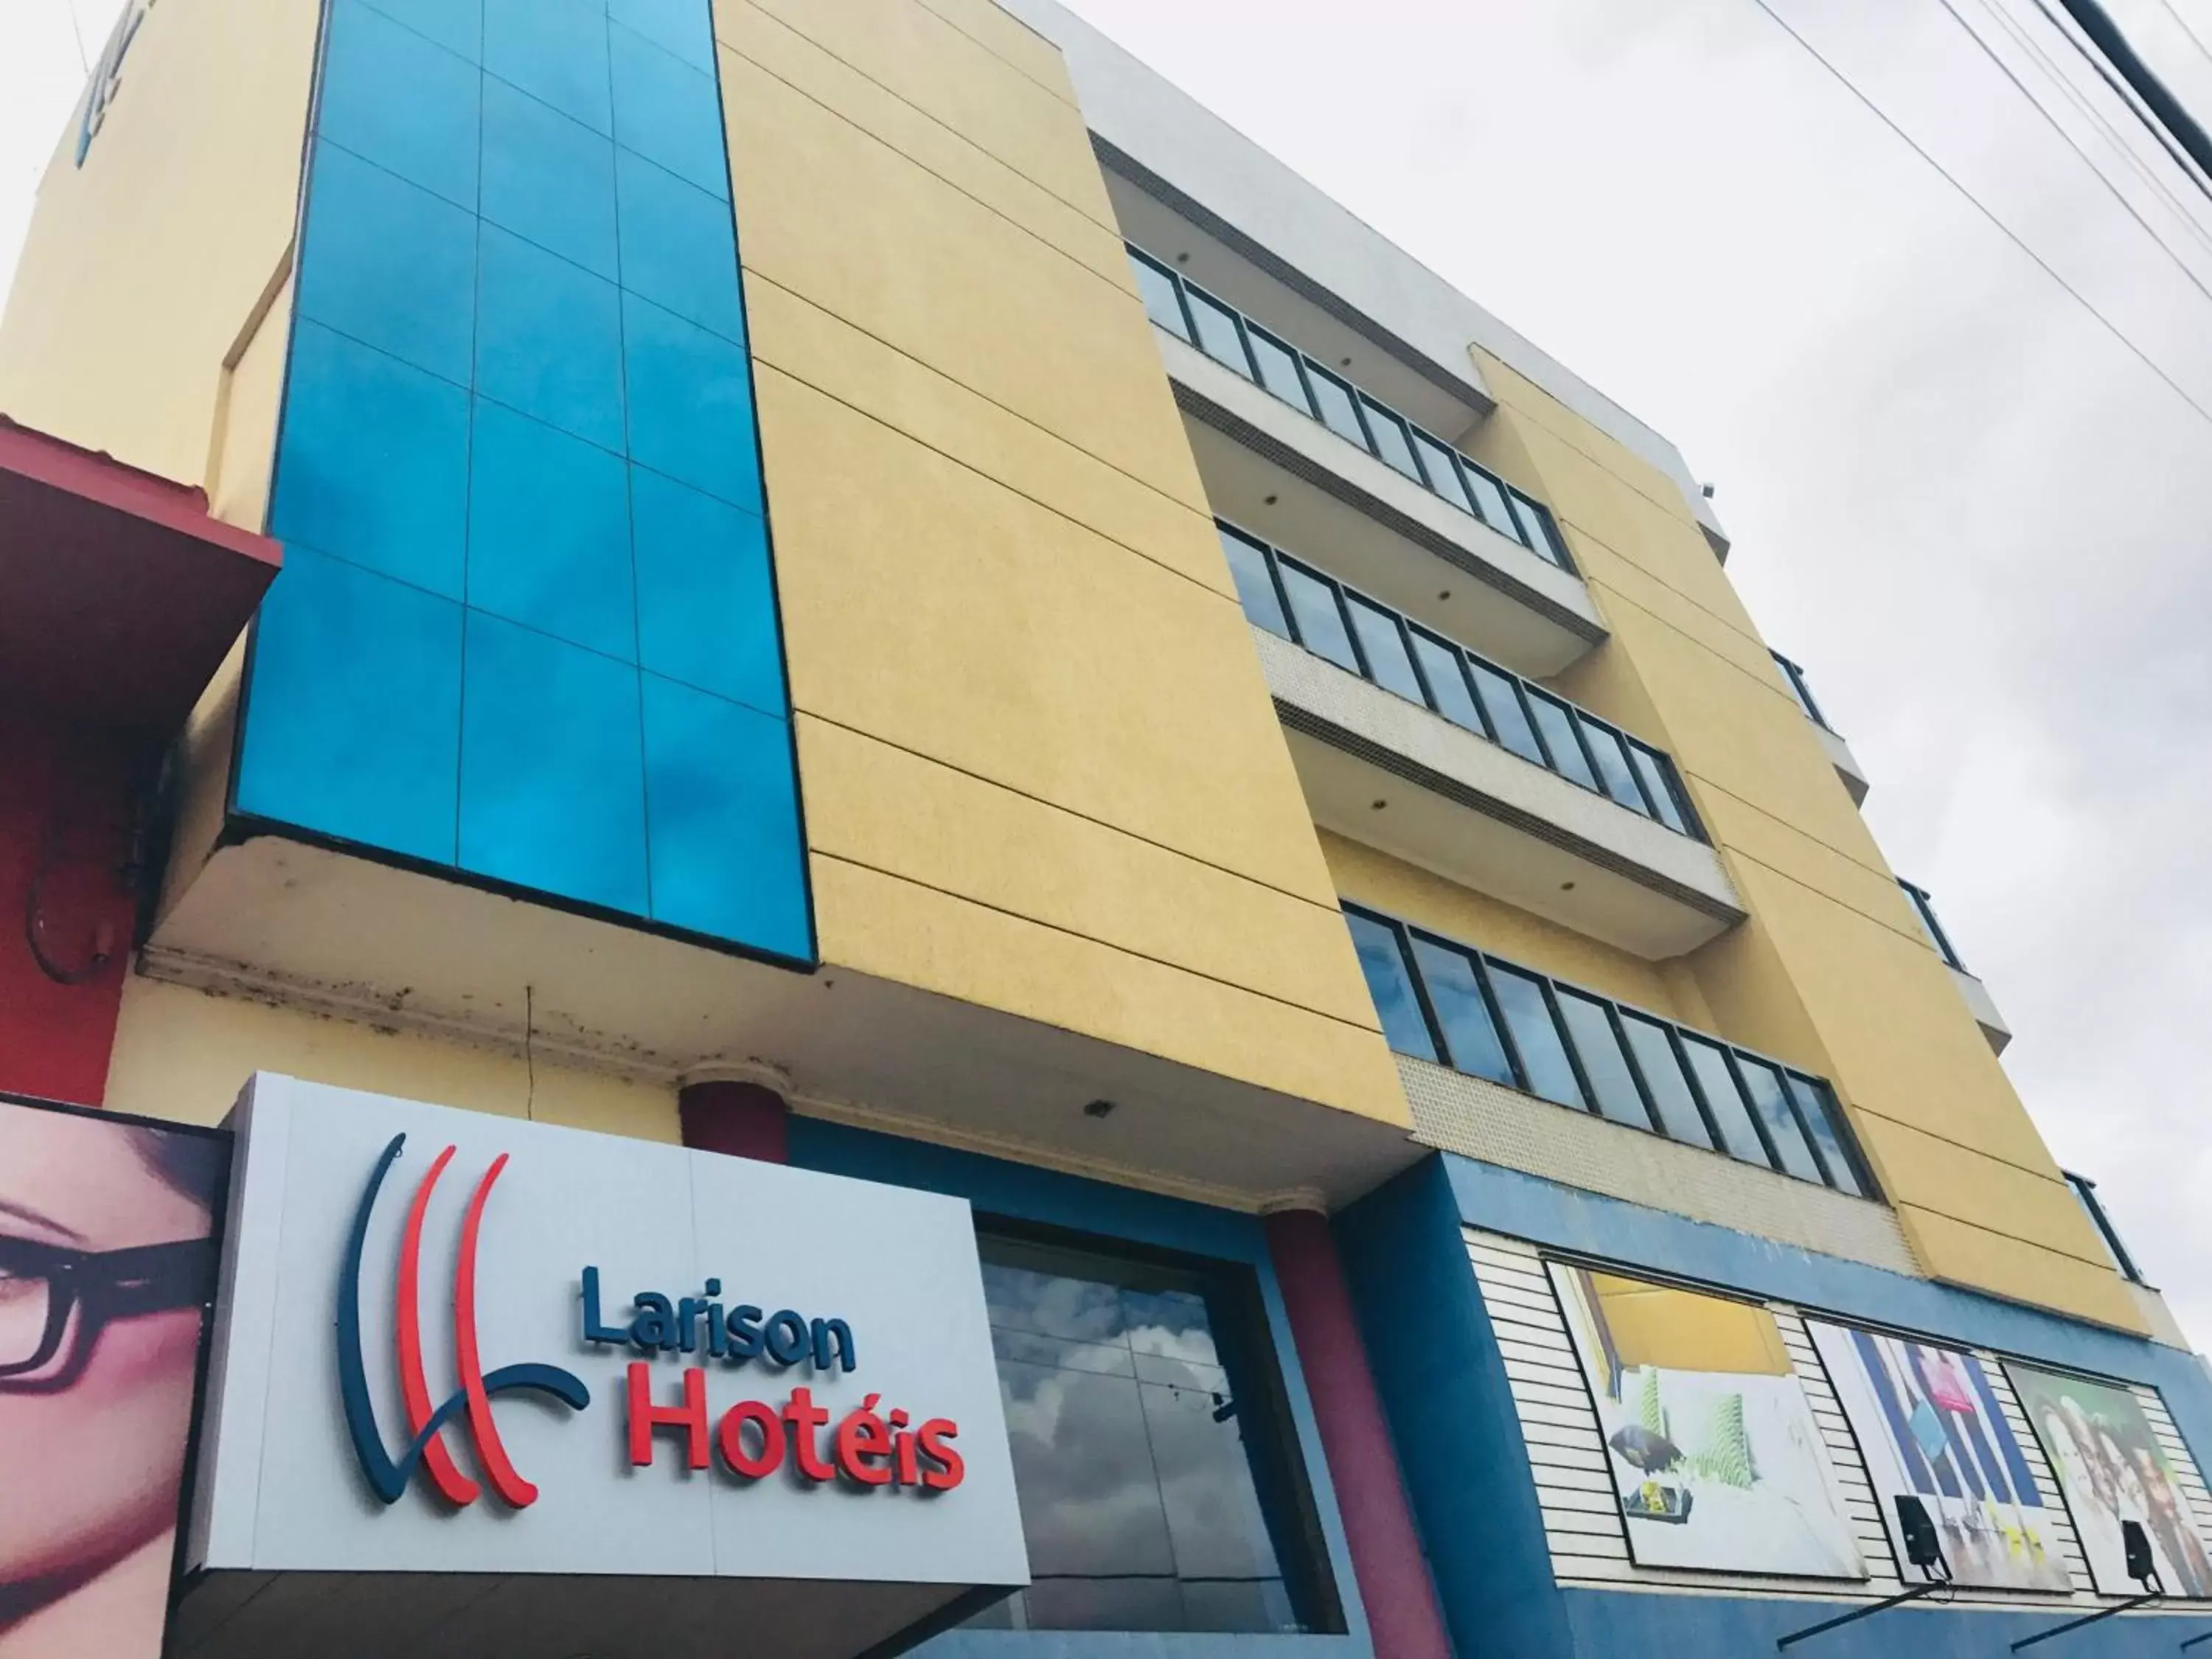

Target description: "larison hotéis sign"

left=175, top=1077, right=1028, bottom=1659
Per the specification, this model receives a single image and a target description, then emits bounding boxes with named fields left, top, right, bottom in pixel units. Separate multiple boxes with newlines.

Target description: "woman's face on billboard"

left=0, top=1110, right=211, bottom=1595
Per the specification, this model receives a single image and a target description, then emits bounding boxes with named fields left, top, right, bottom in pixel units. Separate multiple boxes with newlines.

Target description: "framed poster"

left=1547, top=1262, right=1865, bottom=1579
left=0, top=1095, right=229, bottom=1658
left=2007, top=1361, right=2212, bottom=1597
left=1807, top=1321, right=2069, bottom=1590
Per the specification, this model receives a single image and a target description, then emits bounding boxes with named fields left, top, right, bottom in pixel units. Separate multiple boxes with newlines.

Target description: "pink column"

left=1266, top=1206, right=1453, bottom=1659
left=677, top=1077, right=789, bottom=1164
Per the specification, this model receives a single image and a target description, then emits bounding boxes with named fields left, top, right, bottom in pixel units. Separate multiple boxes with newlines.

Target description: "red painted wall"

left=0, top=703, right=137, bottom=1105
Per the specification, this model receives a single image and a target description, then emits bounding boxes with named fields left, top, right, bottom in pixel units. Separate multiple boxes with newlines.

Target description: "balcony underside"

left=145, top=830, right=1428, bottom=1211
left=1257, top=627, right=1744, bottom=960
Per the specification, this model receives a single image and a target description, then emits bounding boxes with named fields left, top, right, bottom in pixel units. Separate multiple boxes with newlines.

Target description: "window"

left=2065, top=1172, right=2146, bottom=1284
left=1184, top=284, right=1254, bottom=378
left=1579, top=720, right=1650, bottom=815
left=1678, top=1037, right=1772, bottom=1169
left=1772, top=651, right=1829, bottom=729
left=1344, top=910, right=1436, bottom=1060
left=1628, top=742, right=1691, bottom=836
left=1899, top=880, right=1966, bottom=972
left=1218, top=526, right=1289, bottom=639
left=1509, top=491, right=1570, bottom=567
left=1409, top=936, right=1515, bottom=1085
left=1302, top=362, right=1370, bottom=450
left=1460, top=463, right=1514, bottom=536
left=1524, top=691, right=1599, bottom=790
left=1273, top=559, right=1360, bottom=674
left=1359, top=396, right=1422, bottom=480
left=1121, top=243, right=1575, bottom=571
left=1128, top=248, right=1191, bottom=342
left=969, top=1227, right=1339, bottom=1635
left=1344, top=596, right=1424, bottom=703
left=1245, top=324, right=1312, bottom=414
left=1343, top=905, right=1874, bottom=1193
left=1410, top=430, right=1475, bottom=514
left=1486, top=964, right=1585, bottom=1109
left=1555, top=990, right=1652, bottom=1130
left=1408, top=627, right=1484, bottom=733
left=1466, top=660, right=1547, bottom=766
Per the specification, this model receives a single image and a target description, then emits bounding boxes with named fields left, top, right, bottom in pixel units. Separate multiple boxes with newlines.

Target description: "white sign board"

left=177, top=1075, right=1026, bottom=1658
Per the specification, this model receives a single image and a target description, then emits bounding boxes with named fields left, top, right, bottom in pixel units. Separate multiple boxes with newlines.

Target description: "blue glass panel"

left=317, top=0, right=480, bottom=209
left=359, top=0, right=482, bottom=61
left=467, top=403, right=636, bottom=660
left=622, top=291, right=760, bottom=509
left=481, top=75, right=618, bottom=280
left=1486, top=964, right=1584, bottom=1110
left=608, top=22, right=728, bottom=199
left=476, top=225, right=627, bottom=453
left=614, top=147, right=745, bottom=345
left=610, top=0, right=716, bottom=72
left=1409, top=938, right=1513, bottom=1086
left=1217, top=526, right=1288, bottom=639
left=641, top=676, right=810, bottom=957
left=1344, top=913, right=1436, bottom=1062
left=631, top=467, right=784, bottom=714
left=296, top=143, right=476, bottom=386
left=237, top=547, right=462, bottom=864
left=458, top=613, right=648, bottom=913
left=273, top=321, right=471, bottom=597
left=484, top=0, right=611, bottom=134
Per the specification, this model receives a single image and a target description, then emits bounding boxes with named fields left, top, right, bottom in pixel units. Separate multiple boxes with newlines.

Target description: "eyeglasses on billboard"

left=0, top=1234, right=217, bottom=1392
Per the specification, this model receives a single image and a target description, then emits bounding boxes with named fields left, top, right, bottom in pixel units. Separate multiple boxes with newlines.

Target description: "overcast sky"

left=6, top=1, right=2212, bottom=1344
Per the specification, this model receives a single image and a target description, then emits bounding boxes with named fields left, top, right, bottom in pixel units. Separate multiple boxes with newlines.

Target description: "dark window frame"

left=1898, top=879, right=1966, bottom=973
left=1341, top=902, right=1878, bottom=1197
left=2063, top=1172, right=2146, bottom=1284
left=1771, top=650, right=1830, bottom=730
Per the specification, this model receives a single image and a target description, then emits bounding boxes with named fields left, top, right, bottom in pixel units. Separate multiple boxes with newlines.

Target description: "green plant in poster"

left=1637, top=1366, right=1667, bottom=1439
left=1686, top=1392, right=1757, bottom=1489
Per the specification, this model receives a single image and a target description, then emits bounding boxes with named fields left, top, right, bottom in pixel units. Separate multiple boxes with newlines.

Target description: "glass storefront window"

left=967, top=1231, right=1329, bottom=1635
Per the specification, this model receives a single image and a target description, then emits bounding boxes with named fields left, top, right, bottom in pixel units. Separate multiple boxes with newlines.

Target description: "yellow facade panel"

left=1317, top=832, right=1683, bottom=1019
left=1896, top=1205, right=2150, bottom=1335
left=0, top=0, right=316, bottom=487
left=1851, top=1113, right=2109, bottom=1270
left=717, top=0, right=1107, bottom=229
left=104, top=976, right=681, bottom=1143
left=757, top=366, right=1341, bottom=909
left=741, top=274, right=1228, bottom=597
left=797, top=714, right=1383, bottom=1031
left=911, top=0, right=1082, bottom=108
left=1695, top=793, right=1919, bottom=939
left=720, top=48, right=1208, bottom=511
left=813, top=855, right=1412, bottom=1127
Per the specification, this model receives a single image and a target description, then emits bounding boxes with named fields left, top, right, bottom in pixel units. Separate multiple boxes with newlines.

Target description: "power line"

left=1972, top=0, right=2212, bottom=260
left=61, top=0, right=88, bottom=74
left=1938, top=0, right=2212, bottom=307
left=2028, top=0, right=2212, bottom=198
left=1745, top=0, right=2212, bottom=433
left=2150, top=0, right=2212, bottom=70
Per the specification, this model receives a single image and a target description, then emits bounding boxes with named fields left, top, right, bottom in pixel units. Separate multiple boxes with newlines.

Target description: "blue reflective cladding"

left=240, top=0, right=813, bottom=964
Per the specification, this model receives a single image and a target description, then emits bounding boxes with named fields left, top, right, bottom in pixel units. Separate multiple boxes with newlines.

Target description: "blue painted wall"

left=786, top=1119, right=1374, bottom=1659
left=237, top=0, right=812, bottom=963
left=1340, top=1152, right=2212, bottom=1659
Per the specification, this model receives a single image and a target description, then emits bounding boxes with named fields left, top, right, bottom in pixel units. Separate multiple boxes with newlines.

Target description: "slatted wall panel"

left=1770, top=1309, right=1902, bottom=1587
left=1454, top=1227, right=2212, bottom=1609
left=2139, top=1387, right=2212, bottom=1566
left=1987, top=1365, right=2093, bottom=1593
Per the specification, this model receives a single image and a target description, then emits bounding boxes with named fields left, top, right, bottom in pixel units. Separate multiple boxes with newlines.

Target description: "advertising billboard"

left=2007, top=1361, right=2212, bottom=1596
left=178, top=1074, right=1026, bottom=1659
left=1548, top=1262, right=1865, bottom=1579
left=0, top=1094, right=226, bottom=1659
left=1806, top=1321, right=2070, bottom=1590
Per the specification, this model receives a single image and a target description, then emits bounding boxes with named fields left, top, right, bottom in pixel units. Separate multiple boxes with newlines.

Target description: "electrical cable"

left=2029, top=0, right=2212, bottom=196
left=1745, top=0, right=2212, bottom=432
left=1940, top=0, right=2212, bottom=306
left=61, top=0, right=88, bottom=74
left=2151, top=0, right=2212, bottom=69
left=1972, top=0, right=2212, bottom=260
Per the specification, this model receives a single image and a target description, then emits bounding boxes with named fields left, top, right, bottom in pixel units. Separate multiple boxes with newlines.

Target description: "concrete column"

left=677, top=1076, right=789, bottom=1164
left=1266, top=1206, right=1453, bottom=1659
